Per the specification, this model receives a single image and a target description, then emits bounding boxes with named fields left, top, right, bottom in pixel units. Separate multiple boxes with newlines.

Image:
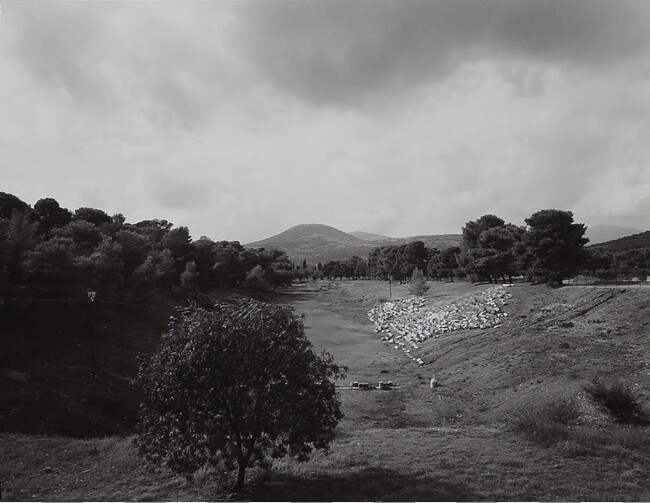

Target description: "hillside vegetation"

left=584, top=224, right=644, bottom=244
left=593, top=230, right=650, bottom=252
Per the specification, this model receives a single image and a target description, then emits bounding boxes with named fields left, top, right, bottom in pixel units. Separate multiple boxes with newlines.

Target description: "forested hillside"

left=0, top=191, right=298, bottom=436
left=0, top=192, right=296, bottom=309
left=592, top=231, right=650, bottom=252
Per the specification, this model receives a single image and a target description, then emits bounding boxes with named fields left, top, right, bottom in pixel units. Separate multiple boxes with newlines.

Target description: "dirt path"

left=286, top=283, right=404, bottom=385
left=281, top=280, right=650, bottom=427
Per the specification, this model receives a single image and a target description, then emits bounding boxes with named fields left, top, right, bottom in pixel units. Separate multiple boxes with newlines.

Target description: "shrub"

left=511, top=397, right=581, bottom=446
left=243, top=264, right=270, bottom=292
left=408, top=268, right=429, bottom=297
left=585, top=379, right=648, bottom=424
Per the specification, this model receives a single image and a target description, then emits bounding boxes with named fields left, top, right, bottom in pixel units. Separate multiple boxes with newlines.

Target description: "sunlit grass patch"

left=510, top=393, right=650, bottom=465
left=511, top=396, right=581, bottom=446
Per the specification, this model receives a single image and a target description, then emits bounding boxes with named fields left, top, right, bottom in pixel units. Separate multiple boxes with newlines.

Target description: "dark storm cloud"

left=2, top=1, right=648, bottom=240
left=236, top=0, right=650, bottom=107
left=7, top=3, right=111, bottom=102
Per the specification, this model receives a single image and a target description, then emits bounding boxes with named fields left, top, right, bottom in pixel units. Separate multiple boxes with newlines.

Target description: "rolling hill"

left=349, top=231, right=393, bottom=241
left=245, top=224, right=462, bottom=264
left=585, top=224, right=645, bottom=245
left=591, top=230, right=650, bottom=252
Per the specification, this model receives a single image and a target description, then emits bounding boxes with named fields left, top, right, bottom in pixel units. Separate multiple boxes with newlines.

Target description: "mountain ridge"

left=349, top=231, right=393, bottom=241
left=591, top=230, right=650, bottom=252
left=585, top=224, right=644, bottom=245
left=245, top=222, right=648, bottom=265
left=245, top=223, right=462, bottom=264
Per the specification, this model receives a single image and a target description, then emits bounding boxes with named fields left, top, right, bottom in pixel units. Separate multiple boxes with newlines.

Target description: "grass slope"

left=2, top=281, right=650, bottom=501
left=0, top=293, right=179, bottom=437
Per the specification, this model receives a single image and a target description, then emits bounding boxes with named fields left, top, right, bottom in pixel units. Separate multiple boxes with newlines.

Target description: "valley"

left=3, top=279, right=648, bottom=501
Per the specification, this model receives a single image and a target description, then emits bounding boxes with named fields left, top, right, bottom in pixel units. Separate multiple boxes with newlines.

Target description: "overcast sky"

left=1, top=1, right=648, bottom=243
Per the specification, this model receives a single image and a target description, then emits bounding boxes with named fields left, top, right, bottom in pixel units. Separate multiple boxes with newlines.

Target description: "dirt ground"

left=282, top=280, right=650, bottom=428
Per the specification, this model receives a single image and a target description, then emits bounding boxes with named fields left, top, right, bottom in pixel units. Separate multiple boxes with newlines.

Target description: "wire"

left=97, top=299, right=159, bottom=308
left=4, top=298, right=163, bottom=308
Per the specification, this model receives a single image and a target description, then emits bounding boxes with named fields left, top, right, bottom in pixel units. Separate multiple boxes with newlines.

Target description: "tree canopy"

left=0, top=193, right=300, bottom=300
left=458, top=216, right=525, bottom=282
left=1, top=190, right=643, bottom=296
left=524, top=209, right=589, bottom=283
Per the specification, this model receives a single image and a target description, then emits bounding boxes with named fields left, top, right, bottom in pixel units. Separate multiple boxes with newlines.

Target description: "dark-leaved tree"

left=32, top=198, right=72, bottom=237
left=0, top=192, right=30, bottom=219
left=136, top=300, right=345, bottom=491
left=73, top=207, right=112, bottom=228
left=524, top=209, right=589, bottom=284
left=0, top=209, right=39, bottom=286
left=23, top=237, right=80, bottom=300
left=459, top=214, right=508, bottom=282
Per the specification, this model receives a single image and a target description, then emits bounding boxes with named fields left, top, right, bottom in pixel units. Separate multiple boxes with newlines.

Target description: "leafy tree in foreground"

left=136, top=300, right=345, bottom=491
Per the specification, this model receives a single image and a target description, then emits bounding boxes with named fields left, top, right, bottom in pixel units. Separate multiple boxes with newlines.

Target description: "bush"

left=511, top=397, right=581, bottom=446
left=585, top=379, right=648, bottom=424
left=243, top=264, right=270, bottom=292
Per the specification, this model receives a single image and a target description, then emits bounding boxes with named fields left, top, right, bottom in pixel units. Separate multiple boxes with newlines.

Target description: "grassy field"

left=2, top=280, right=649, bottom=501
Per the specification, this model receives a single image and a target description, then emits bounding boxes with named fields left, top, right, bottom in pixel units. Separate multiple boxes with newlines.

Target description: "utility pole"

left=87, top=290, right=96, bottom=376
left=388, top=274, right=392, bottom=298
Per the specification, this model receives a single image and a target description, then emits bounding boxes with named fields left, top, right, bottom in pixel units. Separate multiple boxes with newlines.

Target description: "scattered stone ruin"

left=368, top=286, right=513, bottom=365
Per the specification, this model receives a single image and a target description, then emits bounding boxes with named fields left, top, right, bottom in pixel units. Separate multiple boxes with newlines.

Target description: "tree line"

left=2, top=192, right=646, bottom=298
left=0, top=192, right=295, bottom=302
left=319, top=210, right=649, bottom=284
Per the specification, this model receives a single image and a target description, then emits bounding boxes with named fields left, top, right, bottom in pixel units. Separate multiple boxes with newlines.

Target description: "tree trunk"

left=233, top=445, right=254, bottom=492
left=233, top=462, right=246, bottom=492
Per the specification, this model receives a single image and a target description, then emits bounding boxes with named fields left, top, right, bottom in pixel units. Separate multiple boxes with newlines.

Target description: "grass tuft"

left=511, top=396, right=581, bottom=447
left=584, top=379, right=648, bottom=424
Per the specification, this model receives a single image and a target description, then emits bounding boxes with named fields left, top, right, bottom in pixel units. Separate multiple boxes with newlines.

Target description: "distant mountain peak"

left=246, top=223, right=363, bottom=248
left=284, top=223, right=351, bottom=235
left=245, top=223, right=462, bottom=264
